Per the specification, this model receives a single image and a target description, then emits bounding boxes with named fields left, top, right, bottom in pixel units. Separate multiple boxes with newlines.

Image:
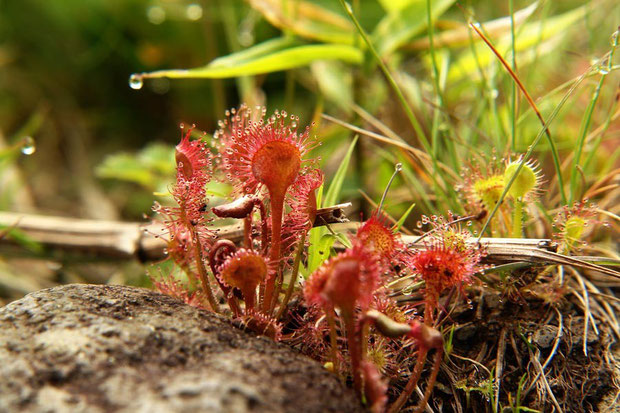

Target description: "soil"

left=0, top=284, right=364, bottom=413
left=428, top=289, right=617, bottom=412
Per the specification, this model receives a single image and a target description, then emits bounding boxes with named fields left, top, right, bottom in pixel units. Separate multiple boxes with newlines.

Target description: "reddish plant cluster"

left=152, top=106, right=486, bottom=412
left=154, top=105, right=322, bottom=334
left=301, top=211, right=482, bottom=412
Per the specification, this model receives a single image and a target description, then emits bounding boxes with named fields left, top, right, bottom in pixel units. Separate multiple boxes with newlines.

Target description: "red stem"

left=263, top=189, right=284, bottom=312
left=388, top=304, right=437, bottom=412
left=325, top=307, right=341, bottom=380
left=243, top=216, right=252, bottom=249
left=343, top=312, right=363, bottom=396
left=388, top=347, right=428, bottom=413
left=275, top=232, right=306, bottom=319
left=414, top=348, right=443, bottom=413
left=255, top=198, right=269, bottom=256
left=190, top=227, right=219, bottom=313
left=242, top=287, right=255, bottom=311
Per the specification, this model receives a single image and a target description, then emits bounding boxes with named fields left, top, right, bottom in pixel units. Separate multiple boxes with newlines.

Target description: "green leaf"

left=394, top=202, right=415, bottom=231
left=209, top=37, right=298, bottom=68
left=373, top=0, right=456, bottom=56
left=323, top=135, right=358, bottom=207
left=0, top=225, right=43, bottom=254
left=96, top=143, right=175, bottom=189
left=407, top=2, right=539, bottom=50
left=377, top=0, right=416, bottom=13
left=306, top=136, right=357, bottom=276
left=247, top=0, right=354, bottom=44
left=307, top=233, right=337, bottom=275
left=140, top=42, right=363, bottom=80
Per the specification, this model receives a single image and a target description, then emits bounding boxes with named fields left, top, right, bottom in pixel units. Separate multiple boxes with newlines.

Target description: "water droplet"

left=129, top=73, right=143, bottom=90
left=343, top=1, right=353, bottom=14
left=186, top=3, right=203, bottom=20
left=147, top=5, right=166, bottom=24
left=599, top=66, right=610, bottom=75
left=490, top=89, right=499, bottom=99
left=395, top=162, right=403, bottom=172
left=21, top=136, right=36, bottom=155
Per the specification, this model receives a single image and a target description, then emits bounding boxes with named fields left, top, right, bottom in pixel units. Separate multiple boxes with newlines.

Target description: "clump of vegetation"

left=152, top=107, right=488, bottom=412
left=138, top=0, right=619, bottom=410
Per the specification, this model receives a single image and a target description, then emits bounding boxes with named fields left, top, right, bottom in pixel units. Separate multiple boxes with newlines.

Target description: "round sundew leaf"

left=504, top=162, right=537, bottom=199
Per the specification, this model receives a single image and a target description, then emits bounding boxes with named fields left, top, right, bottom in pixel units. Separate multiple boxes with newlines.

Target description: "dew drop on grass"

left=598, top=67, right=610, bottom=75
left=185, top=4, right=203, bottom=21
left=147, top=6, right=166, bottom=24
left=129, top=74, right=144, bottom=90
left=21, top=136, right=36, bottom=155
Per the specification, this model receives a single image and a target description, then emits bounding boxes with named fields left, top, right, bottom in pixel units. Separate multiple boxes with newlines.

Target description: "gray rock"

left=0, top=284, right=363, bottom=413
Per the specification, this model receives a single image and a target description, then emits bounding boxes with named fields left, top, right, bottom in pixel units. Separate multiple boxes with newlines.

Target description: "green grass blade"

left=569, top=35, right=617, bottom=203
left=394, top=203, right=415, bottom=231
left=307, top=136, right=357, bottom=276
left=477, top=63, right=590, bottom=239
left=340, top=0, right=457, bottom=208
left=323, top=135, right=359, bottom=207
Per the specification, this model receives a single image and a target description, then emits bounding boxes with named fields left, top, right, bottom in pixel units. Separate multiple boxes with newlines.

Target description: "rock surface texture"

left=0, top=284, right=363, bottom=413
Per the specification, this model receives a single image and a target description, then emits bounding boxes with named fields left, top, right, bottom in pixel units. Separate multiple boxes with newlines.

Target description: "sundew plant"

left=130, top=1, right=620, bottom=412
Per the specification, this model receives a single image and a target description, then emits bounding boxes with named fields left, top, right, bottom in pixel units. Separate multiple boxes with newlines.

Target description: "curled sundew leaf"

left=372, top=0, right=456, bottom=57
left=406, top=1, right=538, bottom=50
left=247, top=0, right=354, bottom=44
left=136, top=41, right=363, bottom=81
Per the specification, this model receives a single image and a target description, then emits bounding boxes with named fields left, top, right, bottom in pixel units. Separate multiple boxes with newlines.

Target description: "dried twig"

left=404, top=235, right=620, bottom=279
left=0, top=204, right=351, bottom=262
left=528, top=348, right=564, bottom=413
left=2, top=210, right=620, bottom=283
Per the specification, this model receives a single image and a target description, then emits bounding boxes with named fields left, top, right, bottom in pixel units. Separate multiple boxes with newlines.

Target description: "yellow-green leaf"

left=247, top=0, right=354, bottom=44
left=139, top=42, right=363, bottom=80
left=373, top=0, right=456, bottom=56
left=445, top=6, right=586, bottom=82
